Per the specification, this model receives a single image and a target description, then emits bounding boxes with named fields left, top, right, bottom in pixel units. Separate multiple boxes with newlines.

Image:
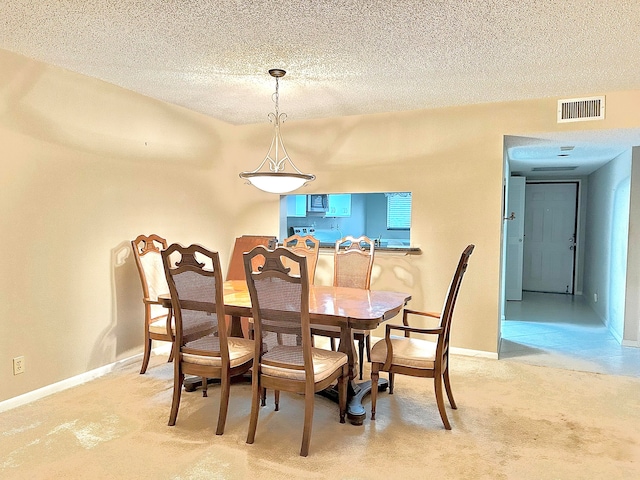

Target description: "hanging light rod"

left=239, top=69, right=315, bottom=194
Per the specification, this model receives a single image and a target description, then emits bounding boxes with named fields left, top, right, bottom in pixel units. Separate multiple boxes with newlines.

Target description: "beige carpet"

left=1, top=354, right=639, bottom=479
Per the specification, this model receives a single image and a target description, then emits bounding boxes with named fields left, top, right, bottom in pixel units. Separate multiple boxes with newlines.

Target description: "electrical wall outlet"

left=13, top=356, right=25, bottom=375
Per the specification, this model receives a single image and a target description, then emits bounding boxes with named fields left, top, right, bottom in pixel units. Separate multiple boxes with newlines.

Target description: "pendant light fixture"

left=239, top=69, right=315, bottom=194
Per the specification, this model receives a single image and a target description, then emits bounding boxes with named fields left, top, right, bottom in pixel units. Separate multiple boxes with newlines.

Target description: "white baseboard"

left=0, top=345, right=171, bottom=414
left=450, top=346, right=499, bottom=360
left=622, top=339, right=640, bottom=348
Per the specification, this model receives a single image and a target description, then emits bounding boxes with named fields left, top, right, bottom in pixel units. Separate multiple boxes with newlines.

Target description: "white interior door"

left=505, top=176, right=526, bottom=300
left=523, top=182, right=577, bottom=294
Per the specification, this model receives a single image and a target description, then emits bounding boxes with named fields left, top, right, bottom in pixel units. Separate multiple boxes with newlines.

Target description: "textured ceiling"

left=2, top=0, right=640, bottom=126
left=2, top=1, right=640, bottom=175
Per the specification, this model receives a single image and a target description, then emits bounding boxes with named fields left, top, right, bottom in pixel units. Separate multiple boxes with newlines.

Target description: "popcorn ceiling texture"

left=1, top=0, right=640, bottom=124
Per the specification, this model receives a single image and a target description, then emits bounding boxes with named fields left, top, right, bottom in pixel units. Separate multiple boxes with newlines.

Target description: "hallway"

left=500, top=291, right=640, bottom=377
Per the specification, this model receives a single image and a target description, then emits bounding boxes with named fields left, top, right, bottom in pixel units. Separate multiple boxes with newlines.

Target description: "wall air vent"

left=557, top=96, right=605, bottom=123
left=531, top=166, right=578, bottom=172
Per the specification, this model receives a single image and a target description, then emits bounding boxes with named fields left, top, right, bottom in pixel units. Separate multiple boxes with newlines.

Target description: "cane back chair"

left=243, top=246, right=348, bottom=457
left=162, top=244, right=253, bottom=434
left=282, top=234, right=320, bottom=286
left=131, top=234, right=174, bottom=374
left=312, top=235, right=375, bottom=379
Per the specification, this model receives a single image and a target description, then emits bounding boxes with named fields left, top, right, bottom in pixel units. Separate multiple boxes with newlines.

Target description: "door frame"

left=523, top=180, right=580, bottom=295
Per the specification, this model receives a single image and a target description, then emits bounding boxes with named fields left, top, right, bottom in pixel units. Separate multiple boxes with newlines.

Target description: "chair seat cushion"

left=149, top=315, right=175, bottom=335
left=182, top=335, right=254, bottom=368
left=370, top=336, right=437, bottom=369
left=261, top=346, right=347, bottom=382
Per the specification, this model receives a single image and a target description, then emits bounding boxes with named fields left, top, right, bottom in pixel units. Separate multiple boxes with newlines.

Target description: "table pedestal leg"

left=317, top=378, right=388, bottom=425
left=346, top=378, right=389, bottom=425
left=317, top=325, right=390, bottom=426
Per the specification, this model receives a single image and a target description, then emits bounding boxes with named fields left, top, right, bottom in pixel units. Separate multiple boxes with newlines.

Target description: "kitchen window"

left=386, top=192, right=412, bottom=230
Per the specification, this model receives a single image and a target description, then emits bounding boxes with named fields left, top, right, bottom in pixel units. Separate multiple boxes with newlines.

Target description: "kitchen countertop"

left=317, top=243, right=422, bottom=254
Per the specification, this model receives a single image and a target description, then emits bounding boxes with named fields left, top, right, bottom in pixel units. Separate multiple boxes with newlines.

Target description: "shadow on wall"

left=88, top=241, right=142, bottom=369
left=371, top=255, right=421, bottom=297
left=371, top=255, right=422, bottom=337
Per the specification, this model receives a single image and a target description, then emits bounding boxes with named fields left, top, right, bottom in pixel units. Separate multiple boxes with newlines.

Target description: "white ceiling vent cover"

left=557, top=96, right=605, bottom=123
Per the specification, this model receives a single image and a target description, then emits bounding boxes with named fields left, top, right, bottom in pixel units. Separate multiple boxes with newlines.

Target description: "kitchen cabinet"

left=286, top=195, right=307, bottom=217
left=327, top=194, right=351, bottom=217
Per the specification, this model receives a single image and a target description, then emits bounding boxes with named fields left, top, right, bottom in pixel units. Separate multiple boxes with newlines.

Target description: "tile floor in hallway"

left=500, top=291, right=640, bottom=377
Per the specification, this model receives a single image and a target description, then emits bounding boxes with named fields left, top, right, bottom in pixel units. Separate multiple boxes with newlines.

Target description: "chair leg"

left=246, top=376, right=261, bottom=445
left=261, top=387, right=266, bottom=407
left=300, top=387, right=314, bottom=457
left=443, top=367, right=457, bottom=409
left=216, top=373, right=230, bottom=435
left=388, top=372, right=395, bottom=394
left=168, top=371, right=184, bottom=426
left=140, top=337, right=152, bottom=374
left=370, top=364, right=380, bottom=420
left=434, top=376, right=451, bottom=430
left=339, top=365, right=347, bottom=424
left=202, top=377, right=208, bottom=397
left=274, top=390, right=280, bottom=411
left=365, top=335, right=371, bottom=362
left=358, top=337, right=365, bottom=380
left=168, top=341, right=176, bottom=363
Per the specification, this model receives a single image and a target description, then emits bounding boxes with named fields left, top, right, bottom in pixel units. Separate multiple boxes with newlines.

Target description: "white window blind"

left=386, top=192, right=412, bottom=229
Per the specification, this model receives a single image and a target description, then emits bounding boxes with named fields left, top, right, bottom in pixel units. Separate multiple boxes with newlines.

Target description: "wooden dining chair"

left=312, top=235, right=375, bottom=379
left=282, top=234, right=320, bottom=286
left=243, top=246, right=348, bottom=457
left=131, top=234, right=175, bottom=374
left=370, top=244, right=474, bottom=430
left=162, top=244, right=254, bottom=435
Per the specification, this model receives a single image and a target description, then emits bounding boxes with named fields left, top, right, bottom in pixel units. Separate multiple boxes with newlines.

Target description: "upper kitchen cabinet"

left=286, top=194, right=307, bottom=217
left=327, top=194, right=351, bottom=217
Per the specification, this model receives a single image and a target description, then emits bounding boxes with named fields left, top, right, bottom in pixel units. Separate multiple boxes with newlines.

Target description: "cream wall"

left=3, top=48, right=640, bottom=403
left=0, top=50, right=240, bottom=402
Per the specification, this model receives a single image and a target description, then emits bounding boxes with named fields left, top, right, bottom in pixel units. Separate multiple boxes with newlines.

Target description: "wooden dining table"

left=161, top=280, right=411, bottom=425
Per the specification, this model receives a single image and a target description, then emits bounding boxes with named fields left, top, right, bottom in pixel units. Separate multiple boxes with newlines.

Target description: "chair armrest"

left=386, top=323, right=444, bottom=337
left=403, top=308, right=441, bottom=324
left=401, top=308, right=443, bottom=337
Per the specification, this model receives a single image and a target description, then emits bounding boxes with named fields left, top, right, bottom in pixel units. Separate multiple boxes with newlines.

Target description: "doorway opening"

left=500, top=134, right=638, bottom=374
